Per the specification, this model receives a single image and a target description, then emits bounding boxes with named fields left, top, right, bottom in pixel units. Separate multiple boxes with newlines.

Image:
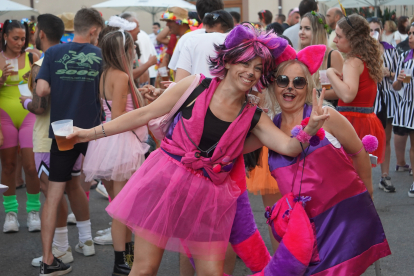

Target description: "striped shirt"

left=374, top=42, right=400, bottom=118
left=392, top=49, right=414, bottom=129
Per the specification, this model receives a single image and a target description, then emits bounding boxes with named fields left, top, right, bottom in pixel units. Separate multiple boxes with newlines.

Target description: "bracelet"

left=94, top=128, right=97, bottom=141
left=347, top=135, right=378, bottom=156
left=101, top=124, right=107, bottom=137
left=291, top=118, right=325, bottom=146
left=389, top=71, right=392, bottom=78
left=23, top=99, right=32, bottom=110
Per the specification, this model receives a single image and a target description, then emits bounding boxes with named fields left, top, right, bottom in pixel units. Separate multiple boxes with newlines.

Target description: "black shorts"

left=393, top=126, right=413, bottom=136
left=49, top=139, right=88, bottom=182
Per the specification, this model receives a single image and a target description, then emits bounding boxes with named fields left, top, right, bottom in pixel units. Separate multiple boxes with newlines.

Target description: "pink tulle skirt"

left=106, top=149, right=241, bottom=261
left=83, top=126, right=149, bottom=182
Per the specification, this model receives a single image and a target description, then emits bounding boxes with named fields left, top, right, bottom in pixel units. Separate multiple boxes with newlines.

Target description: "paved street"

left=0, top=137, right=413, bottom=275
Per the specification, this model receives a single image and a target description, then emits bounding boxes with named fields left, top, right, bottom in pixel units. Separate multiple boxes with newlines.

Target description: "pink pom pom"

left=362, top=135, right=378, bottom=153
left=213, top=164, right=222, bottom=173
left=300, top=117, right=310, bottom=127
left=316, top=128, right=325, bottom=140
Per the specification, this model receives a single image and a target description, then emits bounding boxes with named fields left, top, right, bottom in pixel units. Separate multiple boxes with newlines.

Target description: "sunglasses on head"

left=276, top=75, right=307, bottom=89
left=205, top=12, right=220, bottom=21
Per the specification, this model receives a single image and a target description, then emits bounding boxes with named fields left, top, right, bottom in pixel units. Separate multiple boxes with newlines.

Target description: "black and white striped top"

left=374, top=42, right=400, bottom=118
left=392, top=49, right=414, bottom=129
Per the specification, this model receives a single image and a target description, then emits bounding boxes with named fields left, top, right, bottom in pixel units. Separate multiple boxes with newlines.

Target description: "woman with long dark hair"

left=0, top=19, right=40, bottom=233
left=82, top=19, right=150, bottom=275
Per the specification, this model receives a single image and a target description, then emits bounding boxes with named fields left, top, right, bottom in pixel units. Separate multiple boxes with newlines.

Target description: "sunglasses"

left=205, top=12, right=220, bottom=21
left=276, top=75, right=307, bottom=89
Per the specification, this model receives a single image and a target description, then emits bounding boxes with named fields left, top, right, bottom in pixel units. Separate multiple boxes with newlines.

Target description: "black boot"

left=112, top=251, right=131, bottom=276
left=125, top=241, right=135, bottom=268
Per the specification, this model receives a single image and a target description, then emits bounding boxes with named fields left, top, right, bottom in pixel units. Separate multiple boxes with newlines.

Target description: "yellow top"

left=0, top=52, right=31, bottom=128
left=31, top=58, right=52, bottom=152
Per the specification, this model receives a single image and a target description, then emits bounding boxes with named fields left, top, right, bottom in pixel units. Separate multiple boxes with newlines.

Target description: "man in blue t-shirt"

left=35, top=8, right=104, bottom=275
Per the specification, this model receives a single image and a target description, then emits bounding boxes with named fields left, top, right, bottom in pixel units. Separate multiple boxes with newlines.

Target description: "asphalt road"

left=0, top=137, right=413, bottom=276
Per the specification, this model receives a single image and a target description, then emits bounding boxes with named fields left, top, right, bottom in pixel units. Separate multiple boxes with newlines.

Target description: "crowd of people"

left=0, top=0, right=413, bottom=275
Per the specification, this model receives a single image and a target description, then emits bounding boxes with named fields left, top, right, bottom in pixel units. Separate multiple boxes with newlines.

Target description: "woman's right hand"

left=67, top=127, right=93, bottom=144
left=397, top=72, right=406, bottom=83
left=1, top=64, right=12, bottom=82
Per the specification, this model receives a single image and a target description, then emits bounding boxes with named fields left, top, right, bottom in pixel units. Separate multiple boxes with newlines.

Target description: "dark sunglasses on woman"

left=276, top=75, right=307, bottom=89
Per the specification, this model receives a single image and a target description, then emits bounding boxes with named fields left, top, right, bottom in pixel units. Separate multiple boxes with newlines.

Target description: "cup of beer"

left=6, top=58, right=19, bottom=82
left=51, top=120, right=76, bottom=151
left=319, top=70, right=331, bottom=90
left=402, top=68, right=412, bottom=84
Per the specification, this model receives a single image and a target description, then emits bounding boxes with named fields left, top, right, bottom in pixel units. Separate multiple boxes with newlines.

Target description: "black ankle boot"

left=125, top=241, right=134, bottom=268
left=112, top=251, right=131, bottom=276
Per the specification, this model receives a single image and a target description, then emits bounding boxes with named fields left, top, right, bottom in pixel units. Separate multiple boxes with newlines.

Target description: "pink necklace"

left=1, top=51, right=21, bottom=60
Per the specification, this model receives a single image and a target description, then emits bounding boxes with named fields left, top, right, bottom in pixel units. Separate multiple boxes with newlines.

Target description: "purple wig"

left=209, top=23, right=288, bottom=91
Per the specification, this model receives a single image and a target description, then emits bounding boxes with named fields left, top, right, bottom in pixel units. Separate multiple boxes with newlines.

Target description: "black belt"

left=336, top=106, right=374, bottom=114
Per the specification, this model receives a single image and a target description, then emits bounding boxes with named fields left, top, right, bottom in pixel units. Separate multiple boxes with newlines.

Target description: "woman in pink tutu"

left=69, top=24, right=329, bottom=275
left=82, top=21, right=149, bottom=276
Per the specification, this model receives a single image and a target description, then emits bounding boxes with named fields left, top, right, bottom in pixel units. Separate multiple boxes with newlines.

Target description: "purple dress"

left=268, top=105, right=391, bottom=276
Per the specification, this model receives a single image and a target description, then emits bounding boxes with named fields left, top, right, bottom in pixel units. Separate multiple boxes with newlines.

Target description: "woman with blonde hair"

left=328, top=13, right=386, bottom=165
left=382, top=20, right=397, bottom=45
left=299, top=12, right=343, bottom=106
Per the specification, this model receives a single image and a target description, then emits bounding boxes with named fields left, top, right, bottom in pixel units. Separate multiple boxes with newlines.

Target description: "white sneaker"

left=94, top=231, right=113, bottom=245
left=96, top=226, right=111, bottom=236
left=75, top=240, right=95, bottom=256
left=27, top=211, right=41, bottom=232
left=3, top=212, right=19, bottom=233
left=31, top=246, right=74, bottom=267
left=96, top=182, right=108, bottom=198
left=67, top=213, right=76, bottom=225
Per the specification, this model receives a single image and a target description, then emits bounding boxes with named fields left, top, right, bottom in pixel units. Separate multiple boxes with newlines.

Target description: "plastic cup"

left=51, top=120, right=75, bottom=151
left=18, top=84, right=32, bottom=97
left=6, top=59, right=19, bottom=82
left=158, top=66, right=168, bottom=77
left=372, top=31, right=379, bottom=40
left=0, top=184, right=9, bottom=195
left=402, top=68, right=412, bottom=84
left=319, top=70, right=331, bottom=90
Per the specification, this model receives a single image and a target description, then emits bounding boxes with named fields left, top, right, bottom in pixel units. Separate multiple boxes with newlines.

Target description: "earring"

left=4, top=40, right=6, bottom=46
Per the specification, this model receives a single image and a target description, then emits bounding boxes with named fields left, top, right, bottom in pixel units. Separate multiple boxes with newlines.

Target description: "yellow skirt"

left=246, top=147, right=279, bottom=195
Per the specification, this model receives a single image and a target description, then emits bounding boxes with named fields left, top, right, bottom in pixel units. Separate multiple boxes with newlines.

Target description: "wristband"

left=291, top=118, right=325, bottom=146
left=23, top=99, right=32, bottom=110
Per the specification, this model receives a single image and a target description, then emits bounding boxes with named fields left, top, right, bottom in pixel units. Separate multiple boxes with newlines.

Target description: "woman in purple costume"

left=259, top=44, right=391, bottom=275
left=68, top=25, right=329, bottom=275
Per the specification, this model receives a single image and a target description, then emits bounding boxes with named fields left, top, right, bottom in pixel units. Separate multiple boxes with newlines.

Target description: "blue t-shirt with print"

left=36, top=42, right=102, bottom=139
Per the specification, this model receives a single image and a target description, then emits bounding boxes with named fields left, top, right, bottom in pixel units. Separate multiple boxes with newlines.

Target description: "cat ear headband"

left=274, top=44, right=326, bottom=75
left=107, top=16, right=137, bottom=45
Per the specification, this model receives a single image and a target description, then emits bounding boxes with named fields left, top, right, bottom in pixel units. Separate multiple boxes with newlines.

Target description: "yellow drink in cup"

left=319, top=70, right=331, bottom=90
left=6, top=59, right=19, bottom=82
left=51, top=120, right=75, bottom=151
left=402, top=68, right=412, bottom=84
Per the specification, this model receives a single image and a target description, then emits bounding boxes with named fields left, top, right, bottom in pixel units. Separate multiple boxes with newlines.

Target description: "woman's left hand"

left=305, top=88, right=330, bottom=135
left=327, top=67, right=343, bottom=81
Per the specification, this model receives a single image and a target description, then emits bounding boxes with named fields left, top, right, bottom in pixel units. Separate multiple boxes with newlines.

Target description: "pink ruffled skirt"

left=106, top=149, right=241, bottom=261
left=83, top=126, right=149, bottom=182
